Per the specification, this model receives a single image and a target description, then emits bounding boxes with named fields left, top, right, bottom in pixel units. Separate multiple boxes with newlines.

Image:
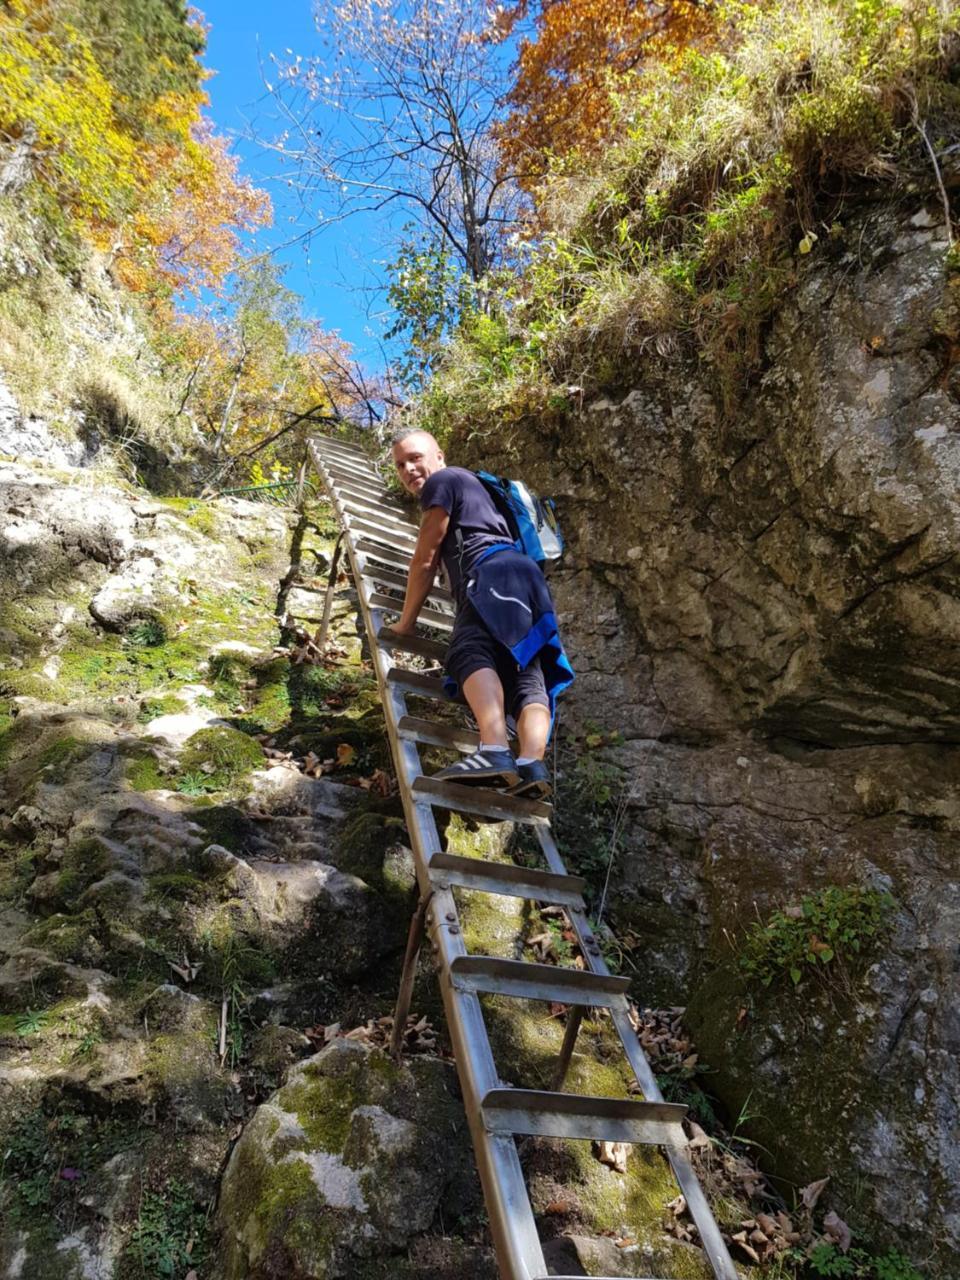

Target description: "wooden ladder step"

left=428, top=851, right=586, bottom=907
left=398, top=715, right=480, bottom=752
left=312, top=435, right=370, bottom=457
left=480, top=1089, right=687, bottom=1145
left=411, top=774, right=551, bottom=825
left=449, top=955, right=626, bottom=1006
left=370, top=594, right=454, bottom=631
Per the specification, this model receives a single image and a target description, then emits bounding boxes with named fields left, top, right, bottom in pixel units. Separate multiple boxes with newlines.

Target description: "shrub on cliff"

left=416, top=0, right=960, bottom=443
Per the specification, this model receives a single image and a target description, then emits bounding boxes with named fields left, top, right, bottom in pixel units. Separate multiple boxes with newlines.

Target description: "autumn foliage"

left=495, top=0, right=722, bottom=183
left=0, top=0, right=269, bottom=298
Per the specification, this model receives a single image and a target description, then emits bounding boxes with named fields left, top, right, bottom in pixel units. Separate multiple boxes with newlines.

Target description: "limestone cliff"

left=458, top=202, right=959, bottom=1271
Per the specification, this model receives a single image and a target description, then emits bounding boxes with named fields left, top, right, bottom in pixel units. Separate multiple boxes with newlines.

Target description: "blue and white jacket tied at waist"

left=444, top=544, right=574, bottom=718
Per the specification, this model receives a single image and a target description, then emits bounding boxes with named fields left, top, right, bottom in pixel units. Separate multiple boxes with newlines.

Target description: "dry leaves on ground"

left=304, top=1014, right=445, bottom=1056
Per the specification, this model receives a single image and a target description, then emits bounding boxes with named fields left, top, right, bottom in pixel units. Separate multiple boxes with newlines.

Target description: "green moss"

left=36, top=736, right=89, bottom=771
left=21, top=910, right=102, bottom=964
left=55, top=837, right=110, bottom=900
left=136, top=693, right=188, bottom=722
left=178, top=726, right=264, bottom=793
left=192, top=804, right=254, bottom=855
left=251, top=1157, right=334, bottom=1264
left=146, top=872, right=209, bottom=903
left=335, top=811, right=408, bottom=888
left=125, top=750, right=168, bottom=792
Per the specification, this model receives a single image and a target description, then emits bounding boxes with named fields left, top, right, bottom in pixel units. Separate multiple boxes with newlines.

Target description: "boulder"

left=217, top=1039, right=478, bottom=1280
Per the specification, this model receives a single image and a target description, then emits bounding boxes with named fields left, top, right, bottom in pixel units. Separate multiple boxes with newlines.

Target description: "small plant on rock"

left=739, top=885, right=895, bottom=988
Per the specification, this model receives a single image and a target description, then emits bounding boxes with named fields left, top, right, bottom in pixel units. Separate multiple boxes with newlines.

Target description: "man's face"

left=392, top=432, right=445, bottom=497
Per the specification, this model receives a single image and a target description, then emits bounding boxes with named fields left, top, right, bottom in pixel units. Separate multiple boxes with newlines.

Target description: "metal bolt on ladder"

left=308, top=437, right=740, bottom=1280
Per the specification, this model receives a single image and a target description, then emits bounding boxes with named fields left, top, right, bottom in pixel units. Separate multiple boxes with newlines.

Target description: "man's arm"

left=390, top=505, right=450, bottom=635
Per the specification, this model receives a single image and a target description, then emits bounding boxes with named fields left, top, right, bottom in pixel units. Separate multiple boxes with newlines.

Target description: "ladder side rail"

left=537, top=808, right=740, bottom=1279
left=309, top=443, right=549, bottom=1280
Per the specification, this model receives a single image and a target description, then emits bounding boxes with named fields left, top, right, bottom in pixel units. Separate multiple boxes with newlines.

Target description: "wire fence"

left=212, top=479, right=320, bottom=508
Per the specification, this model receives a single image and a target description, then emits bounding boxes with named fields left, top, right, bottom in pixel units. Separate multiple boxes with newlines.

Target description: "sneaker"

left=434, top=748, right=520, bottom=789
left=508, top=759, right=552, bottom=800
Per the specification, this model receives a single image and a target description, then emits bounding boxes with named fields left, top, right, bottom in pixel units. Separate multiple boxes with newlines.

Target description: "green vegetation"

left=119, top=1178, right=207, bottom=1280
left=178, top=726, right=264, bottom=794
left=739, top=885, right=896, bottom=987
left=0, top=1104, right=131, bottom=1225
left=551, top=732, right=625, bottom=894
left=415, top=0, right=960, bottom=440
left=801, top=1242, right=925, bottom=1279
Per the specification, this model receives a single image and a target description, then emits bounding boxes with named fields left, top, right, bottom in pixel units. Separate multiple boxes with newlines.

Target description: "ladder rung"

left=335, top=478, right=397, bottom=505
left=360, top=562, right=453, bottom=604
left=348, top=515, right=418, bottom=546
left=412, top=774, right=552, bottom=825
left=322, top=463, right=383, bottom=491
left=386, top=668, right=451, bottom=699
left=379, top=630, right=447, bottom=662
left=319, top=454, right=380, bottom=480
left=370, top=593, right=454, bottom=631
left=429, top=851, right=586, bottom=907
left=341, top=496, right=418, bottom=532
left=398, top=715, right=480, bottom=752
left=450, top=955, right=626, bottom=1006
left=354, top=538, right=412, bottom=571
left=326, top=476, right=386, bottom=503
left=314, top=439, right=370, bottom=462
left=481, top=1089, right=687, bottom=1145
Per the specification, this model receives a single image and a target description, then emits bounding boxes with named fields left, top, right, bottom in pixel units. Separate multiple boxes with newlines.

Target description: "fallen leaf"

left=687, top=1122, right=712, bottom=1150
left=596, top=1140, right=629, bottom=1173
left=336, top=743, right=357, bottom=767
left=544, top=1198, right=575, bottom=1215
left=823, top=1210, right=852, bottom=1253
left=801, top=1176, right=830, bottom=1210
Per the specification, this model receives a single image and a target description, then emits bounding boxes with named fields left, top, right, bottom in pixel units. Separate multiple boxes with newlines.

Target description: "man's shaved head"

left=391, top=429, right=445, bottom=497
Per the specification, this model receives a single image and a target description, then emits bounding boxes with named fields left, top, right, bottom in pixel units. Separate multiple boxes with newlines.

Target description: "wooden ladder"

left=307, top=437, right=740, bottom=1280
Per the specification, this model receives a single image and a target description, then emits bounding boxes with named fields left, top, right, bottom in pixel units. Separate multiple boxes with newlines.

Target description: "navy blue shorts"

left=445, top=603, right=548, bottom=720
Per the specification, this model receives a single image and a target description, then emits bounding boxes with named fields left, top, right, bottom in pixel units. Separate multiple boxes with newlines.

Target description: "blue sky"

left=200, top=0, right=394, bottom=360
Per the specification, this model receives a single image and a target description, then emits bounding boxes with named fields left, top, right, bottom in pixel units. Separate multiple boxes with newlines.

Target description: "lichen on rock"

left=217, top=1039, right=478, bottom=1280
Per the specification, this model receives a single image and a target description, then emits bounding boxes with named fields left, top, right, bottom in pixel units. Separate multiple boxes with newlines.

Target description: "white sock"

left=478, top=742, right=509, bottom=754
left=515, top=756, right=539, bottom=767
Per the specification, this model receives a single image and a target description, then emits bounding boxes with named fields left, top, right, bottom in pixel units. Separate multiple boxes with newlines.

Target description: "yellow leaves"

left=497, top=0, right=727, bottom=184
left=0, top=0, right=270, bottom=300
left=0, top=2, right=139, bottom=223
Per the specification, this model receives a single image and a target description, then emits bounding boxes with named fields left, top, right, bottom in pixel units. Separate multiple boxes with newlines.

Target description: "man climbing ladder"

left=388, top=427, right=573, bottom=799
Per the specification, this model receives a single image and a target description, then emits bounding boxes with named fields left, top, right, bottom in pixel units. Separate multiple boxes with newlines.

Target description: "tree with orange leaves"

left=496, top=0, right=721, bottom=185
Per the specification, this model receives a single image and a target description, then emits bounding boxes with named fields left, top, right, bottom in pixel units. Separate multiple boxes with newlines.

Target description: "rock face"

left=464, top=205, right=959, bottom=1270
left=216, top=1039, right=480, bottom=1280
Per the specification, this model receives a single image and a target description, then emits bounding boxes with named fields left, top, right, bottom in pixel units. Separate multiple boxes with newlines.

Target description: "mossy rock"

left=20, top=909, right=104, bottom=966
left=216, top=1039, right=477, bottom=1280
left=179, top=726, right=264, bottom=792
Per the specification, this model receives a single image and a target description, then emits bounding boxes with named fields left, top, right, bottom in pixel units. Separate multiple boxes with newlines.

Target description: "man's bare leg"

left=462, top=667, right=510, bottom=747
left=516, top=702, right=550, bottom=762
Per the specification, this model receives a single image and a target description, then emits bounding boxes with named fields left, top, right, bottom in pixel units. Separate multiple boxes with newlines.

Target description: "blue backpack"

left=474, top=471, right=564, bottom=566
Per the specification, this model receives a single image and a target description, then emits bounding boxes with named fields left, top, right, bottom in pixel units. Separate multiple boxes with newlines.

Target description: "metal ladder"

left=307, top=437, right=739, bottom=1280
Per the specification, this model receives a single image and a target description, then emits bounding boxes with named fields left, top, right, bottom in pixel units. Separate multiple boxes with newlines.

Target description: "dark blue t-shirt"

left=420, top=466, right=513, bottom=605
